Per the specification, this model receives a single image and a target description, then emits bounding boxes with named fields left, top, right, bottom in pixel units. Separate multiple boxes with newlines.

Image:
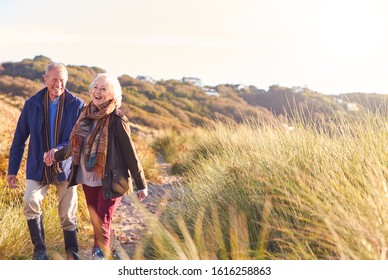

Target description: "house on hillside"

left=292, top=87, right=304, bottom=93
left=182, top=77, right=203, bottom=87
left=136, top=75, right=156, bottom=84
left=334, top=97, right=359, bottom=111
left=236, top=84, right=248, bottom=91
left=346, top=102, right=359, bottom=111
left=203, top=87, right=219, bottom=97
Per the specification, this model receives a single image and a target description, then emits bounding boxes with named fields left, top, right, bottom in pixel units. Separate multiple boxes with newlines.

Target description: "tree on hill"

left=0, top=55, right=53, bottom=81
left=66, top=65, right=105, bottom=93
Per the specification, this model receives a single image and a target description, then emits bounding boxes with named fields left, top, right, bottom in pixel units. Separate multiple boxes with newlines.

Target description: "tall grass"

left=151, top=128, right=195, bottom=165
left=148, top=108, right=388, bottom=259
left=130, top=133, right=162, bottom=182
left=0, top=186, right=92, bottom=259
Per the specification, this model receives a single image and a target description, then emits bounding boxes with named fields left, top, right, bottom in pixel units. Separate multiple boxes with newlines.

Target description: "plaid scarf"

left=69, top=99, right=116, bottom=178
left=43, top=90, right=65, bottom=184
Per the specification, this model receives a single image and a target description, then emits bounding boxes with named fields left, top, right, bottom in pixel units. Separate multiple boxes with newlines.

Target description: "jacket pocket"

left=111, top=169, right=131, bottom=195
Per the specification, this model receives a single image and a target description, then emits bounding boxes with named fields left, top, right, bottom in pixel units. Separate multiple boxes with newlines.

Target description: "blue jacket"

left=8, top=88, right=85, bottom=182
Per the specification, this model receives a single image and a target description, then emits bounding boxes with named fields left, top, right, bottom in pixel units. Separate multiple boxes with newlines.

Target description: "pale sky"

left=1, top=0, right=388, bottom=95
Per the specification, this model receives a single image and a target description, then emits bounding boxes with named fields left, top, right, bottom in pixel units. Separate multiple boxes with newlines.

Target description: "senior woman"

left=47, top=73, right=148, bottom=259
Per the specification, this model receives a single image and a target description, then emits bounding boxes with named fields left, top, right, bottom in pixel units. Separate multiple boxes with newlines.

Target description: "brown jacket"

left=55, top=109, right=147, bottom=199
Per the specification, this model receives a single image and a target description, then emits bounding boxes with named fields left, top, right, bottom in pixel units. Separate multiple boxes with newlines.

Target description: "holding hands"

left=43, top=148, right=58, bottom=166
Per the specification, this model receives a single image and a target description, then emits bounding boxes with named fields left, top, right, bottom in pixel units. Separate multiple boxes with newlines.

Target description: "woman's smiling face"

left=91, top=76, right=114, bottom=107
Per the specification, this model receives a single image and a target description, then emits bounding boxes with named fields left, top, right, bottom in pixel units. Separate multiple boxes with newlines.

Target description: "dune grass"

left=147, top=108, right=388, bottom=260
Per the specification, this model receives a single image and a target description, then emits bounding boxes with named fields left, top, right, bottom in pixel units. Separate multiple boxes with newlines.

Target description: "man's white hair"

left=45, top=63, right=68, bottom=78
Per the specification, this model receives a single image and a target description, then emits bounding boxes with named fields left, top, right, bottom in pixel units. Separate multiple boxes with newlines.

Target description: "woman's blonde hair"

left=89, top=73, right=123, bottom=107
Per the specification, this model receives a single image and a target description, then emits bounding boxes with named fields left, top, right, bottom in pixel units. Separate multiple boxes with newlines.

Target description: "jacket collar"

left=113, top=107, right=124, bottom=117
left=30, top=87, right=75, bottom=108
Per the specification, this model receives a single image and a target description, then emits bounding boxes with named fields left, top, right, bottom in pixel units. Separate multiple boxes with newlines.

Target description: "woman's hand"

left=136, top=189, right=148, bottom=201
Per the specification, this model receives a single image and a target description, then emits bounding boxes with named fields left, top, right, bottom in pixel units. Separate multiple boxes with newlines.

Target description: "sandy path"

left=112, top=176, right=179, bottom=259
left=79, top=156, right=180, bottom=260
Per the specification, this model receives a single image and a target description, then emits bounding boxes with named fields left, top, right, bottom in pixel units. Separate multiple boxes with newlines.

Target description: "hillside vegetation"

left=0, top=56, right=277, bottom=131
left=2, top=55, right=387, bottom=132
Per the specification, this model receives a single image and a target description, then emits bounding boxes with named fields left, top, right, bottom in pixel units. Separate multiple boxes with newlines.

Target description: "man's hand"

left=7, top=174, right=18, bottom=189
left=43, top=148, right=58, bottom=166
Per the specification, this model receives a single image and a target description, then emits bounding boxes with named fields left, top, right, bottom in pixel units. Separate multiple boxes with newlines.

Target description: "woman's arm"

left=54, top=144, right=72, bottom=162
left=115, top=114, right=148, bottom=191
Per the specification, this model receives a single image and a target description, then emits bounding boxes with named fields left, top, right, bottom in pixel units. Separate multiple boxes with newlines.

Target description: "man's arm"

left=7, top=103, right=30, bottom=188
